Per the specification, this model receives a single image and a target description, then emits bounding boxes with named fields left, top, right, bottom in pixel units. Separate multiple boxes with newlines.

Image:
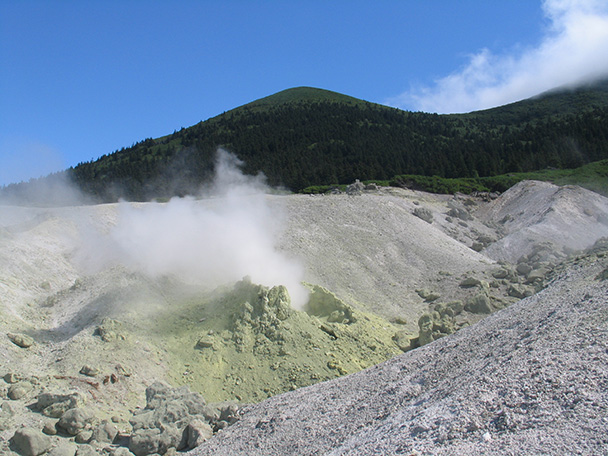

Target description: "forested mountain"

left=7, top=81, right=608, bottom=202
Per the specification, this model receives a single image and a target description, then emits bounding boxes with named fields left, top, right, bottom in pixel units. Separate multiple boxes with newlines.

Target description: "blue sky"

left=2, top=0, right=608, bottom=186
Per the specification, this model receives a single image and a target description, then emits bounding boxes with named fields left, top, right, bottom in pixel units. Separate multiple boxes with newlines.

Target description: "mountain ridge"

left=3, top=79, right=608, bottom=203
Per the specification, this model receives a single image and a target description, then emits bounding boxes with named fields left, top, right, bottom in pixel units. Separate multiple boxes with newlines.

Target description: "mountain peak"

left=243, top=86, right=368, bottom=109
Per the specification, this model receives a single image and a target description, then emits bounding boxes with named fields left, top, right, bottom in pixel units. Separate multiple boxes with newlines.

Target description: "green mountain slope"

left=6, top=81, right=608, bottom=202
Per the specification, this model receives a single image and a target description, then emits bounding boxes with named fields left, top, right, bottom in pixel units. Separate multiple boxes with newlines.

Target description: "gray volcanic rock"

left=190, top=252, right=608, bottom=455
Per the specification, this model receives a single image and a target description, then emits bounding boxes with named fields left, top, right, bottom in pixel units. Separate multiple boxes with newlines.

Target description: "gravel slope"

left=190, top=250, right=608, bottom=456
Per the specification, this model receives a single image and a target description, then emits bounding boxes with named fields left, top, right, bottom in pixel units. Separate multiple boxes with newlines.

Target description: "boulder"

left=507, top=284, right=534, bottom=299
left=4, top=373, right=21, bottom=383
left=75, top=430, right=92, bottom=444
left=516, top=263, right=533, bottom=276
left=7, top=333, right=34, bottom=348
left=417, top=314, right=434, bottom=346
left=74, top=444, right=98, bottom=456
left=471, top=242, right=484, bottom=252
left=392, top=330, right=411, bottom=352
left=42, top=421, right=58, bottom=435
left=10, top=427, right=51, bottom=456
left=36, top=392, right=86, bottom=418
left=183, top=419, right=213, bottom=450
left=416, top=288, right=440, bottom=302
left=129, top=382, right=226, bottom=456
left=57, top=408, right=95, bottom=436
left=434, top=301, right=464, bottom=318
left=447, top=206, right=472, bottom=221
left=346, top=180, right=365, bottom=195
left=129, top=427, right=176, bottom=456
left=491, top=268, right=509, bottom=279
left=459, top=277, right=481, bottom=288
left=91, top=420, right=119, bottom=444
left=465, top=293, right=493, bottom=314
left=526, top=267, right=549, bottom=284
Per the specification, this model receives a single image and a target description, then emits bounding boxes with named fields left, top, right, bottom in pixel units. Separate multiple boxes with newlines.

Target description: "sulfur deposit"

left=151, top=279, right=403, bottom=403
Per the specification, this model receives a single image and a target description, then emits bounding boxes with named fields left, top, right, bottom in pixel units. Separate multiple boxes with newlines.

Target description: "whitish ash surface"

left=190, top=250, right=608, bottom=456
left=477, top=180, right=608, bottom=262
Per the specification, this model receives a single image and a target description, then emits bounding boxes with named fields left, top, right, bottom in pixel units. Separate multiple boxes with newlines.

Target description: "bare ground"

left=1, top=180, right=607, bottom=455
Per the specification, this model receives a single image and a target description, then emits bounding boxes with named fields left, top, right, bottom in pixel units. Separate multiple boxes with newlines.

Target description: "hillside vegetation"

left=4, top=82, right=608, bottom=202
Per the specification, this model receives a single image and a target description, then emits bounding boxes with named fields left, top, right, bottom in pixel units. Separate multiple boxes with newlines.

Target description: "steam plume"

left=78, top=148, right=308, bottom=308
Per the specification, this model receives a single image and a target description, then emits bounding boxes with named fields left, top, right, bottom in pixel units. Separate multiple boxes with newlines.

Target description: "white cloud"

left=389, top=0, right=608, bottom=113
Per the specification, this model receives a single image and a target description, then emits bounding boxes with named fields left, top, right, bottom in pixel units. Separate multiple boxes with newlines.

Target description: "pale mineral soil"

left=1, top=180, right=607, bottom=455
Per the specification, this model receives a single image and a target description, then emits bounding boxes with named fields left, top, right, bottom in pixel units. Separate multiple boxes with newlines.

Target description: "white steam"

left=79, top=149, right=308, bottom=308
left=389, top=0, right=608, bottom=113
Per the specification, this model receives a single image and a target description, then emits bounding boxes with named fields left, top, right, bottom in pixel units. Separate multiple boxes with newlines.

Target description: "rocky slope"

left=1, top=180, right=607, bottom=455
left=191, top=246, right=608, bottom=455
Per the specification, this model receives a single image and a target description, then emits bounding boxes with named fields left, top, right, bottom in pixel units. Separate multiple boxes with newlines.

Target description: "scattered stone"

left=128, top=382, right=226, bottom=456
left=75, top=430, right=92, bottom=444
left=417, top=314, right=434, bottom=347
left=526, top=267, right=549, bottom=284
left=74, top=444, right=98, bottom=456
left=79, top=365, right=99, bottom=377
left=471, top=242, right=484, bottom=252
left=94, top=318, right=127, bottom=342
left=195, top=337, right=215, bottom=349
left=507, top=284, right=534, bottom=299
left=346, top=179, right=365, bottom=196
left=42, top=421, right=58, bottom=436
left=516, top=263, right=532, bottom=276
left=434, top=301, right=464, bottom=318
left=392, top=330, right=412, bottom=352
left=412, top=207, right=433, bottom=223
left=7, top=333, right=34, bottom=348
left=183, top=419, right=213, bottom=449
left=47, top=441, right=77, bottom=456
left=465, top=293, right=493, bottom=314
left=1, top=400, right=20, bottom=417
left=108, top=448, right=135, bottom=456
left=8, top=381, right=34, bottom=400
left=4, top=373, right=21, bottom=384
left=10, top=427, right=51, bottom=456
left=91, top=420, right=119, bottom=444
left=416, top=288, right=440, bottom=302
left=459, top=277, right=481, bottom=288
left=447, top=206, right=472, bottom=221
